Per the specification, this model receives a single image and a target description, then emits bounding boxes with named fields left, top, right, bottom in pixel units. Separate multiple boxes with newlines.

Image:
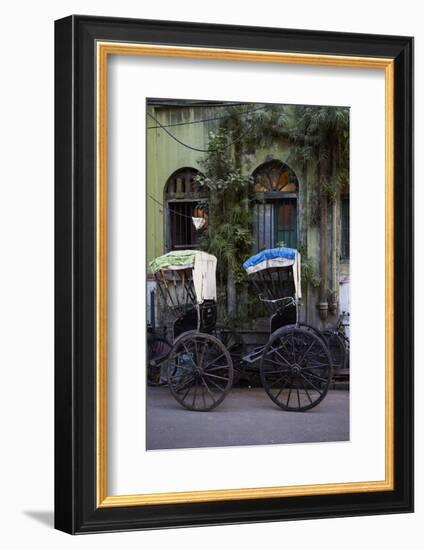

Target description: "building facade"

left=146, top=100, right=350, bottom=332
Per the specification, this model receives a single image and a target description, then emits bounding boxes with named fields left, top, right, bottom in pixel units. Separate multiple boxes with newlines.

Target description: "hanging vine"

left=195, top=128, right=254, bottom=322
left=194, top=103, right=349, bottom=321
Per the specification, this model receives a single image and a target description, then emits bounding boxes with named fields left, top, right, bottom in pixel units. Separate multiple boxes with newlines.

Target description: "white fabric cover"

left=292, top=252, right=302, bottom=299
left=244, top=252, right=302, bottom=299
left=244, top=257, right=295, bottom=273
left=192, top=251, right=217, bottom=302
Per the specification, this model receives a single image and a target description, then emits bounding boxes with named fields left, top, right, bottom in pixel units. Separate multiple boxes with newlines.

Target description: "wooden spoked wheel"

left=321, top=330, right=348, bottom=371
left=146, top=335, right=172, bottom=387
left=260, top=326, right=333, bottom=412
left=167, top=331, right=233, bottom=411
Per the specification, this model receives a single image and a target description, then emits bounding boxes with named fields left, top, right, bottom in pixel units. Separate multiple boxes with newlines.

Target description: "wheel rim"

left=321, top=330, right=347, bottom=370
left=147, top=336, right=172, bottom=386
left=260, top=327, right=332, bottom=411
left=167, top=332, right=233, bottom=411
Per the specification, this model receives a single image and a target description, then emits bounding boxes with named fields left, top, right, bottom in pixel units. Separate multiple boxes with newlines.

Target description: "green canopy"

left=149, top=250, right=218, bottom=303
left=149, top=250, right=197, bottom=273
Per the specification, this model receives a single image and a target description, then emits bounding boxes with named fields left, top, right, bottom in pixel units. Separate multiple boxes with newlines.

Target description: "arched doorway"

left=251, top=159, right=299, bottom=251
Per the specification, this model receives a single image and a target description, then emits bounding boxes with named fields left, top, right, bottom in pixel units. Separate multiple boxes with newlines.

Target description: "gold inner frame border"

left=96, top=41, right=394, bottom=508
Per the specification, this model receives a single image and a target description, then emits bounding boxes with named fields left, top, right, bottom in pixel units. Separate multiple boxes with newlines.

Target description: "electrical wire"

left=147, top=104, right=267, bottom=129
left=146, top=110, right=259, bottom=153
left=148, top=193, right=204, bottom=220
left=148, top=191, right=257, bottom=222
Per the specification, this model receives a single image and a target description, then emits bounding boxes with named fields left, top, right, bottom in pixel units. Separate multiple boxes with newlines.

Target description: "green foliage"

left=298, top=245, right=321, bottom=288
left=276, top=105, right=349, bottom=210
left=195, top=103, right=349, bottom=313
left=195, top=128, right=254, bottom=320
left=240, top=104, right=350, bottom=224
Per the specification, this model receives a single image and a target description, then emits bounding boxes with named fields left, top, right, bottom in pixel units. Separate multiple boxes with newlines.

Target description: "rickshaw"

left=242, top=247, right=333, bottom=411
left=149, top=250, right=234, bottom=411
left=148, top=247, right=333, bottom=412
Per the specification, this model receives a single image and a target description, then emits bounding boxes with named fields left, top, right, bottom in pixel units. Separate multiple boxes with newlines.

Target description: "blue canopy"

left=243, top=247, right=297, bottom=271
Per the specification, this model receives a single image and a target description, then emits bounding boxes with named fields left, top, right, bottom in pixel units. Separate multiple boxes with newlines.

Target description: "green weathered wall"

left=147, top=105, right=228, bottom=262
left=147, top=106, right=301, bottom=261
left=146, top=104, right=347, bottom=330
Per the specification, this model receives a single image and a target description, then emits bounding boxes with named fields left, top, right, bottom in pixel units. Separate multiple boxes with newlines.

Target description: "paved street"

left=146, top=386, right=349, bottom=450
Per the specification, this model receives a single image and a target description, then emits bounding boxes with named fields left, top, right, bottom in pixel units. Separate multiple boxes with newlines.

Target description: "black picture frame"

left=55, top=15, right=414, bottom=534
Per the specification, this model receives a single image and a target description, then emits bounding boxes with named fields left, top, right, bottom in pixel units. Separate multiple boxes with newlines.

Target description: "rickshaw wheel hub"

left=291, top=364, right=301, bottom=375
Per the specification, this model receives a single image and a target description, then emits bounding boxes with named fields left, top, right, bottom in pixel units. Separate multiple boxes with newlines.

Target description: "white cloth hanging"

left=192, top=217, right=206, bottom=230
left=192, top=251, right=217, bottom=302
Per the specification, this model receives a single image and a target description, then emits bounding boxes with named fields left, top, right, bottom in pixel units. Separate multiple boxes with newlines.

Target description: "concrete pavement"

left=146, top=386, right=349, bottom=450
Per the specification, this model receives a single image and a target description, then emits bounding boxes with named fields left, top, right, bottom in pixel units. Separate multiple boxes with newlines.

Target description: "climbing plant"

left=195, top=128, right=254, bottom=321
left=297, top=245, right=321, bottom=288
left=239, top=104, right=349, bottom=224
left=235, top=103, right=349, bottom=317
left=195, top=103, right=349, bottom=320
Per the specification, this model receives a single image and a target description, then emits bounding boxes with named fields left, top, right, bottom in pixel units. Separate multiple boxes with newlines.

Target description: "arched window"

left=252, top=160, right=299, bottom=251
left=164, top=167, right=208, bottom=251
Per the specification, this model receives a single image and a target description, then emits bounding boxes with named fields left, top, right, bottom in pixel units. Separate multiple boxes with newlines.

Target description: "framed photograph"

left=54, top=15, right=413, bottom=533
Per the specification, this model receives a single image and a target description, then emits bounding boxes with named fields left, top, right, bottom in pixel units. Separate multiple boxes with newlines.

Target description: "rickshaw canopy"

left=242, top=247, right=302, bottom=299
left=149, top=250, right=217, bottom=303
